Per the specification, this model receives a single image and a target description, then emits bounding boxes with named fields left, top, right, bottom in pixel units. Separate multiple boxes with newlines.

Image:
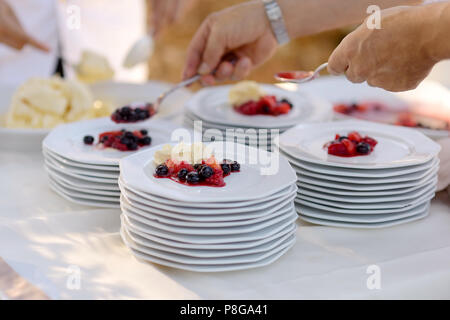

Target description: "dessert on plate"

left=3, top=77, right=113, bottom=129
left=334, top=101, right=450, bottom=131
left=324, top=131, right=378, bottom=157
left=228, top=81, right=293, bottom=116
left=153, top=143, right=240, bottom=187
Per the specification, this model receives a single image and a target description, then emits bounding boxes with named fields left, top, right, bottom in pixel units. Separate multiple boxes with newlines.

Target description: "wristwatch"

left=262, top=0, right=290, bottom=45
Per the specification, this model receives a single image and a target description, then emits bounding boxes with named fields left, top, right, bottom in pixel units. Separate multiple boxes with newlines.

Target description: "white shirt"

left=0, top=0, right=58, bottom=85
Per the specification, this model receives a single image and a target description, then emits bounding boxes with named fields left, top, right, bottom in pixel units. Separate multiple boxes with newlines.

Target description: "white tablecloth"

left=0, top=150, right=449, bottom=299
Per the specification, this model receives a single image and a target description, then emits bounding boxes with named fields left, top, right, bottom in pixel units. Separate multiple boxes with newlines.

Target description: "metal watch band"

left=262, top=0, right=290, bottom=45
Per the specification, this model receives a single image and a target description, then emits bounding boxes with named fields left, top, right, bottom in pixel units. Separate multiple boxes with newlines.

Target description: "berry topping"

left=221, top=163, right=231, bottom=175
left=325, top=131, right=377, bottom=157
left=199, top=165, right=214, bottom=179
left=230, top=161, right=240, bottom=172
left=356, top=142, right=371, bottom=154
left=234, top=95, right=293, bottom=116
left=90, top=129, right=152, bottom=151
left=186, top=171, right=200, bottom=184
left=111, top=103, right=156, bottom=123
left=83, top=135, right=94, bottom=145
left=177, top=168, right=189, bottom=181
left=155, top=164, right=169, bottom=177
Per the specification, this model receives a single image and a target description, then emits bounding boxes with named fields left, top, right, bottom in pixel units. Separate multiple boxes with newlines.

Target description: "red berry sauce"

left=84, top=129, right=152, bottom=151
left=234, top=95, right=293, bottom=116
left=111, top=103, right=156, bottom=123
left=154, top=157, right=240, bottom=187
left=324, top=131, right=378, bottom=157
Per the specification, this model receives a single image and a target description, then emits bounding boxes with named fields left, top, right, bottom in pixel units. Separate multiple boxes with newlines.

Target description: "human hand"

left=182, top=0, right=278, bottom=85
left=148, top=0, right=197, bottom=38
left=0, top=0, right=49, bottom=51
left=327, top=5, right=442, bottom=92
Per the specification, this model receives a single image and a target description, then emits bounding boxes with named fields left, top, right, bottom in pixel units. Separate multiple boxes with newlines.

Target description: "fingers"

left=183, top=18, right=211, bottom=79
left=198, top=25, right=225, bottom=75
left=214, top=61, right=234, bottom=81
left=25, top=35, right=50, bottom=52
left=231, top=56, right=252, bottom=80
left=327, top=42, right=349, bottom=76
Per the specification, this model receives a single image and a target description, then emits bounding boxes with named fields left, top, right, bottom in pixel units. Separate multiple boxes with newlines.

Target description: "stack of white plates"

left=277, top=120, right=441, bottom=228
left=119, top=143, right=298, bottom=272
left=184, top=84, right=331, bottom=151
left=42, top=118, right=178, bottom=208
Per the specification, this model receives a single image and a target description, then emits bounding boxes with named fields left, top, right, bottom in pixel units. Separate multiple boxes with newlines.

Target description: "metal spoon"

left=275, top=62, right=328, bottom=84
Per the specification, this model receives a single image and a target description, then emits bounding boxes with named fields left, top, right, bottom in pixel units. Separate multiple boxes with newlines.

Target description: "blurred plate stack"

left=277, top=120, right=441, bottom=228
left=42, top=118, right=178, bottom=208
left=119, top=143, right=298, bottom=272
left=184, top=84, right=331, bottom=151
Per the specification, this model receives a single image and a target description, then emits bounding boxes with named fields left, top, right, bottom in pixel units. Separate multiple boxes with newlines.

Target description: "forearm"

left=277, top=0, right=423, bottom=38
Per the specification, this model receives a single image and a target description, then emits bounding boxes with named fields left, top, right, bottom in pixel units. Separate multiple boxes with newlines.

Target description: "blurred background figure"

left=0, top=0, right=56, bottom=86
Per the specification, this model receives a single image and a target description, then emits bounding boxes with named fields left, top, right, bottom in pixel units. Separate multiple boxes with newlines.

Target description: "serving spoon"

left=275, top=62, right=328, bottom=84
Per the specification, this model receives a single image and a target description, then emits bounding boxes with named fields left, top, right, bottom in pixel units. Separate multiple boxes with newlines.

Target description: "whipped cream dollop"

left=153, top=142, right=214, bottom=165
left=4, top=77, right=112, bottom=129
left=228, top=81, right=266, bottom=106
left=75, top=50, right=114, bottom=84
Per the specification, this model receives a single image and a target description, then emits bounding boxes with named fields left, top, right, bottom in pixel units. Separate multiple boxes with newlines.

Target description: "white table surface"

left=0, top=150, right=449, bottom=299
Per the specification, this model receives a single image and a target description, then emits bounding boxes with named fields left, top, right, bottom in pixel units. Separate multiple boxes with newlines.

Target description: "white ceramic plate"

left=297, top=176, right=437, bottom=196
left=44, top=161, right=118, bottom=184
left=296, top=202, right=429, bottom=223
left=43, top=147, right=120, bottom=171
left=121, top=226, right=295, bottom=265
left=279, top=119, right=441, bottom=169
left=123, top=224, right=296, bottom=258
left=185, top=84, right=331, bottom=129
left=120, top=142, right=297, bottom=203
left=121, top=192, right=297, bottom=222
left=294, top=192, right=435, bottom=214
left=281, top=149, right=437, bottom=178
left=296, top=167, right=438, bottom=191
left=43, top=118, right=179, bottom=165
left=49, top=173, right=121, bottom=196
left=119, top=176, right=297, bottom=209
left=122, top=212, right=297, bottom=244
left=48, top=176, right=119, bottom=202
left=296, top=187, right=436, bottom=210
left=284, top=76, right=450, bottom=139
left=48, top=178, right=120, bottom=208
left=122, top=204, right=295, bottom=235
left=298, top=210, right=429, bottom=229
left=294, top=160, right=439, bottom=185
left=122, top=198, right=294, bottom=228
left=122, top=230, right=294, bottom=272
left=122, top=214, right=296, bottom=250
left=45, top=166, right=120, bottom=191
left=44, top=153, right=119, bottom=179
left=298, top=179, right=437, bottom=203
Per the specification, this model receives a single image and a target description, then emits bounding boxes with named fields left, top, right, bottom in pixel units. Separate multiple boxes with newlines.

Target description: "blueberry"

left=356, top=142, right=371, bottom=154
left=338, top=136, right=348, bottom=142
left=177, top=168, right=189, bottom=181
left=127, top=142, right=138, bottom=151
left=124, top=131, right=135, bottom=138
left=199, top=165, right=214, bottom=179
left=120, top=137, right=132, bottom=145
left=230, top=161, right=240, bottom=172
left=139, top=136, right=152, bottom=146
left=155, top=164, right=169, bottom=176
left=221, top=163, right=231, bottom=175
left=193, top=164, right=202, bottom=171
left=186, top=171, right=200, bottom=184
left=281, top=98, right=293, bottom=109
left=83, top=135, right=94, bottom=145
left=140, top=129, right=148, bottom=136
left=121, top=106, right=132, bottom=115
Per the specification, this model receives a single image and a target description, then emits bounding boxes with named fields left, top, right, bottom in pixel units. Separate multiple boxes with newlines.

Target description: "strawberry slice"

left=348, top=131, right=362, bottom=143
